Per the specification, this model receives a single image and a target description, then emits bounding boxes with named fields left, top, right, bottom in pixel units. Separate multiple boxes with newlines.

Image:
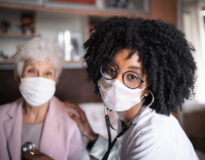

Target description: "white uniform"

left=90, top=106, right=199, bottom=160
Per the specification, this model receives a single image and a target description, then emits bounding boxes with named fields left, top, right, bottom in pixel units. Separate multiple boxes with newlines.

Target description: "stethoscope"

left=102, top=107, right=132, bottom=160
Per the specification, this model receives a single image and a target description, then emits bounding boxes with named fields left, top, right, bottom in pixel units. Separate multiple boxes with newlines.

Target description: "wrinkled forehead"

left=23, top=58, right=55, bottom=70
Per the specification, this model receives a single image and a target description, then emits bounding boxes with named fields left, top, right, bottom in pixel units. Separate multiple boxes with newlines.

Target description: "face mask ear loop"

left=104, top=106, right=112, bottom=148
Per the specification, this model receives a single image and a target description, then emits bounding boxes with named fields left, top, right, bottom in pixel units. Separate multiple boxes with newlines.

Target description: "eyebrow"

left=46, top=67, right=54, bottom=70
left=25, top=64, right=35, bottom=68
left=128, top=66, right=142, bottom=70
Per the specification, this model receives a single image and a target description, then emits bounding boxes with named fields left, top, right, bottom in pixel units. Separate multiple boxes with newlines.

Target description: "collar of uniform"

left=129, top=105, right=153, bottom=125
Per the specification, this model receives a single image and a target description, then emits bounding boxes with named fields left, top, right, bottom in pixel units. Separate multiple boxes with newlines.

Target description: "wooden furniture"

left=0, top=0, right=178, bottom=104
left=0, top=0, right=177, bottom=24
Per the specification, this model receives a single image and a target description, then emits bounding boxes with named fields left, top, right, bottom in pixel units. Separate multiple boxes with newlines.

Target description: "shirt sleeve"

left=89, top=135, right=108, bottom=159
left=89, top=135, right=120, bottom=160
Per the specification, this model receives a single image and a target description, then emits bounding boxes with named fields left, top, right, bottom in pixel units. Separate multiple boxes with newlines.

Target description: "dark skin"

left=65, top=49, right=149, bottom=147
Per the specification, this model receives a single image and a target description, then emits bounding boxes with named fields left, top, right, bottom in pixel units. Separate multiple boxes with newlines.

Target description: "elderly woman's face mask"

left=19, top=59, right=57, bottom=107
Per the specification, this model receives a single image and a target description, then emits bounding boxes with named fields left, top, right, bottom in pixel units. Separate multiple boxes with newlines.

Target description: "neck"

left=118, top=101, right=144, bottom=124
left=22, top=101, right=49, bottom=124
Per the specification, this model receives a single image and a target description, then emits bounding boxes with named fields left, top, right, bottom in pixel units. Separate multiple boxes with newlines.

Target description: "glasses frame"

left=100, top=63, right=144, bottom=89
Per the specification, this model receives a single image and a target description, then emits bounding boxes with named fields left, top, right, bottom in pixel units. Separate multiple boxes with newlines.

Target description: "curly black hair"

left=84, top=17, right=196, bottom=115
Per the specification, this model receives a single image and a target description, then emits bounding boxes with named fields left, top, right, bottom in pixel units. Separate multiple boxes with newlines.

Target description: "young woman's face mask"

left=98, top=49, right=147, bottom=112
left=98, top=78, right=146, bottom=112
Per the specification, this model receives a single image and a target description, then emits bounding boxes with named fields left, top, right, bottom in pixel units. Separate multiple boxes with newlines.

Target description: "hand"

left=90, top=155, right=98, bottom=160
left=65, top=101, right=98, bottom=143
left=22, top=148, right=53, bottom=160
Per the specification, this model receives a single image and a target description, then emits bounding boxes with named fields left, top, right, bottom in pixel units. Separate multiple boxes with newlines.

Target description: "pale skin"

left=65, top=49, right=149, bottom=147
left=18, top=59, right=96, bottom=160
left=15, top=58, right=57, bottom=160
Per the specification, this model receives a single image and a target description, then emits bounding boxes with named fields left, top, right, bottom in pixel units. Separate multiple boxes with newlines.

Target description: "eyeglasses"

left=100, top=63, right=144, bottom=89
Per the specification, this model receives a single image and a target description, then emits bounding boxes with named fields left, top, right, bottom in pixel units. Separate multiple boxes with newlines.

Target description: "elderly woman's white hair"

left=14, top=37, right=65, bottom=78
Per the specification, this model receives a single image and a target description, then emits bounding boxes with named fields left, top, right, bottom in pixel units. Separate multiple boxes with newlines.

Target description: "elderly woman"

left=0, top=38, right=89, bottom=160
left=67, top=17, right=199, bottom=160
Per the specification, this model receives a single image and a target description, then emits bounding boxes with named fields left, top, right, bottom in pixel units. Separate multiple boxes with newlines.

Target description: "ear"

left=14, top=72, right=21, bottom=86
left=55, top=79, right=59, bottom=85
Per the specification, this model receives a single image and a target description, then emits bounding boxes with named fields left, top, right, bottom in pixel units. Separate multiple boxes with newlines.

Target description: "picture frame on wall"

left=58, top=31, right=83, bottom=62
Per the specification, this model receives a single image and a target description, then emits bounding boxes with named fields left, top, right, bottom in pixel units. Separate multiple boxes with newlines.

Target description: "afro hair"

left=84, top=17, right=196, bottom=115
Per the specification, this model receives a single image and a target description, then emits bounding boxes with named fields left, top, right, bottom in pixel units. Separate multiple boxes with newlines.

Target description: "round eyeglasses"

left=100, top=63, right=144, bottom=89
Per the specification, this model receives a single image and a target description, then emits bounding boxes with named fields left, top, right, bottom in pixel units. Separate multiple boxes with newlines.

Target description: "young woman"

left=67, top=17, right=199, bottom=160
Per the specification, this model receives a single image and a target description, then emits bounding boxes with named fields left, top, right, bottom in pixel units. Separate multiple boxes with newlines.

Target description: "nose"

left=116, top=72, right=124, bottom=84
left=36, top=72, right=43, bottom=77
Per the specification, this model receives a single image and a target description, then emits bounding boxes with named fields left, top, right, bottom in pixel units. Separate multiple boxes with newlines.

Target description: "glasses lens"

left=100, top=63, right=118, bottom=80
left=123, top=71, right=142, bottom=89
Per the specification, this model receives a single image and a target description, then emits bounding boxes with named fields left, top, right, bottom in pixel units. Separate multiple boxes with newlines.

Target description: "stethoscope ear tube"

left=103, top=106, right=130, bottom=160
left=104, top=107, right=112, bottom=148
left=102, top=122, right=130, bottom=160
left=105, top=114, right=112, bottom=148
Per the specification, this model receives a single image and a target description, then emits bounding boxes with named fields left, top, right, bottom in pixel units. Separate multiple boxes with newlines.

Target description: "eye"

left=45, top=71, right=53, bottom=76
left=126, top=74, right=139, bottom=81
left=27, top=68, right=35, bottom=74
left=101, top=63, right=118, bottom=79
left=123, top=71, right=142, bottom=88
left=107, top=66, right=117, bottom=75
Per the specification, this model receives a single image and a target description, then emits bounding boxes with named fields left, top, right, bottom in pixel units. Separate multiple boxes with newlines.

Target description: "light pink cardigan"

left=0, top=97, right=89, bottom=160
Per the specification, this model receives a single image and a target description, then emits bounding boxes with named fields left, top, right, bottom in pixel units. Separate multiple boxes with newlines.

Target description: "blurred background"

left=0, top=0, right=204, bottom=159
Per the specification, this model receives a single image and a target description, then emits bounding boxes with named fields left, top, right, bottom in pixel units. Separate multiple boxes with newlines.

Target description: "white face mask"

left=19, top=77, right=56, bottom=107
left=98, top=78, right=145, bottom=112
